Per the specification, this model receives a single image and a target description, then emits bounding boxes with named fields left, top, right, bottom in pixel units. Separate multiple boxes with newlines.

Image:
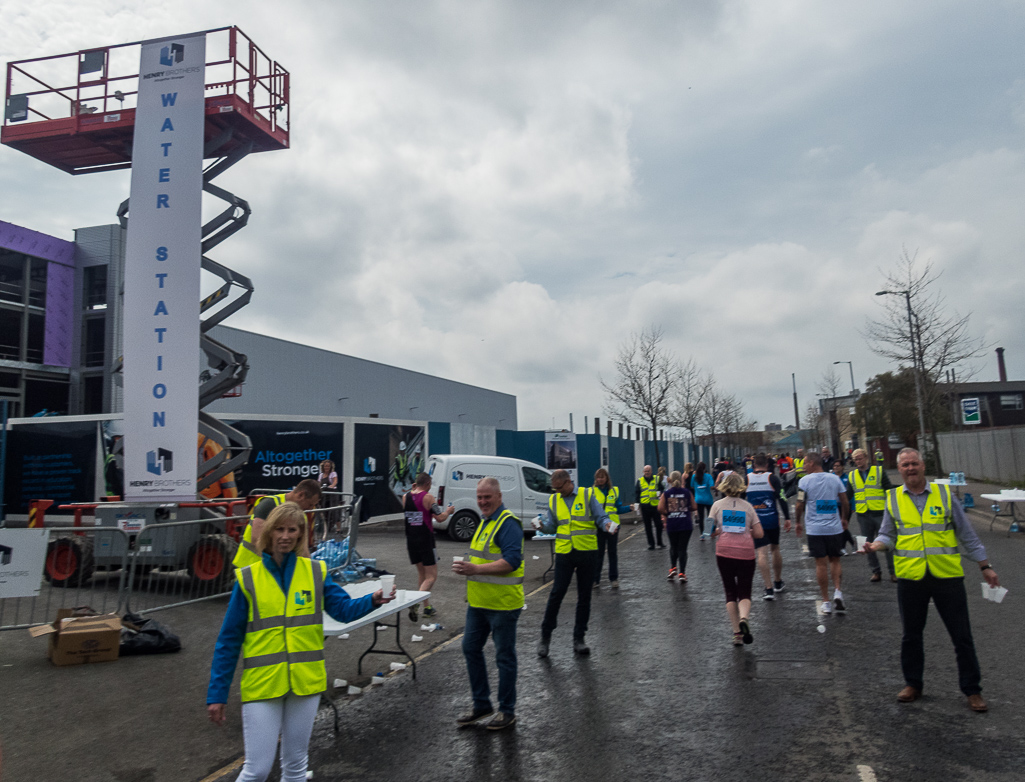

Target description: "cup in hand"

left=379, top=574, right=395, bottom=597
left=856, top=535, right=867, bottom=549
left=452, top=556, right=464, bottom=562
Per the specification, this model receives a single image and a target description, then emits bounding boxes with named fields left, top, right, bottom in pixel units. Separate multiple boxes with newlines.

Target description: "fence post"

left=28, top=500, right=55, bottom=528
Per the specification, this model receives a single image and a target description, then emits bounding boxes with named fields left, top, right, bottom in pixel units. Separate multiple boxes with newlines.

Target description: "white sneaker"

left=821, top=600, right=833, bottom=614
left=833, top=591, right=846, bottom=612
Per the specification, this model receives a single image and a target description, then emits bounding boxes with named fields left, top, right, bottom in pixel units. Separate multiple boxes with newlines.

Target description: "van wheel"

left=44, top=537, right=95, bottom=588
left=448, top=511, right=480, bottom=542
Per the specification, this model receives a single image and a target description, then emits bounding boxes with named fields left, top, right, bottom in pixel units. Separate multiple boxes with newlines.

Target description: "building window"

left=83, top=374, right=104, bottom=414
left=28, top=258, right=47, bottom=308
left=26, top=312, right=44, bottom=363
left=0, top=251, right=25, bottom=304
left=24, top=377, right=68, bottom=416
left=84, top=317, right=106, bottom=367
left=0, top=371, right=19, bottom=388
left=83, top=265, right=107, bottom=309
left=999, top=394, right=1023, bottom=410
left=0, top=307, right=20, bottom=360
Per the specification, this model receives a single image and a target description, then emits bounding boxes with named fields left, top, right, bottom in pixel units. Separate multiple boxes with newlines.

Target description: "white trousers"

left=237, top=692, right=321, bottom=782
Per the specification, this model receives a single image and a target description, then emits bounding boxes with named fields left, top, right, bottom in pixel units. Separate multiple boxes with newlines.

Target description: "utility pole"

left=792, top=373, right=800, bottom=429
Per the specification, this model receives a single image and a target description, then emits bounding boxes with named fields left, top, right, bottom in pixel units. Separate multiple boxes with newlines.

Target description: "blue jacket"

left=207, top=551, right=375, bottom=704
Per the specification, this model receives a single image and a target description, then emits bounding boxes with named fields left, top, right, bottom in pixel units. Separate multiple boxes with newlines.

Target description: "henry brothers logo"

left=146, top=448, right=174, bottom=476
left=160, top=43, right=185, bottom=67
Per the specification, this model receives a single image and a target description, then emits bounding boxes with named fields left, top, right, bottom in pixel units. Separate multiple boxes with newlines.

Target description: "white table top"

left=981, top=493, right=1025, bottom=502
left=322, top=584, right=430, bottom=636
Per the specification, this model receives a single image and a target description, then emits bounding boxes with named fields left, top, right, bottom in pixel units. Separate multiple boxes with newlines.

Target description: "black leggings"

left=667, top=529, right=692, bottom=573
left=716, top=556, right=756, bottom=603
left=696, top=504, right=712, bottom=535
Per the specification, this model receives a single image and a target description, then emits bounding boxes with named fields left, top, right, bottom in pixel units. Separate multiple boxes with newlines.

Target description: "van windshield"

left=522, top=466, right=553, bottom=493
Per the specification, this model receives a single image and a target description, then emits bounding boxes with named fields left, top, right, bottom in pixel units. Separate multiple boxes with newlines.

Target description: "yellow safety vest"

left=885, top=484, right=963, bottom=580
left=236, top=556, right=327, bottom=702
left=549, top=488, right=599, bottom=553
left=639, top=476, right=659, bottom=506
left=849, top=467, right=886, bottom=513
left=593, top=485, right=620, bottom=525
left=467, top=509, right=524, bottom=611
left=233, top=494, right=287, bottom=568
left=794, top=458, right=805, bottom=478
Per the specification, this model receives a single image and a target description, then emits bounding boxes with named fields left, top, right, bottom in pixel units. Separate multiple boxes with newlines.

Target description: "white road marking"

left=857, top=764, right=878, bottom=782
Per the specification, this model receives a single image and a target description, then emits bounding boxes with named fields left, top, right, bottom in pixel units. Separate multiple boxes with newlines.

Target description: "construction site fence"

left=0, top=499, right=361, bottom=630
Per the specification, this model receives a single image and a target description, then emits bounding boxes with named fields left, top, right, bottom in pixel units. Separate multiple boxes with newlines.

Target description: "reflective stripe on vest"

left=593, top=485, right=619, bottom=525
left=639, top=476, right=659, bottom=505
left=549, top=488, right=598, bottom=553
left=233, top=494, right=287, bottom=568
left=885, top=483, right=963, bottom=580
left=850, top=467, right=886, bottom=513
left=236, top=557, right=327, bottom=702
left=467, top=509, right=525, bottom=611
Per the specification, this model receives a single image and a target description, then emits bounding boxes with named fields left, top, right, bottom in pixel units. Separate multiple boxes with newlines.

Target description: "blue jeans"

left=462, top=606, right=521, bottom=715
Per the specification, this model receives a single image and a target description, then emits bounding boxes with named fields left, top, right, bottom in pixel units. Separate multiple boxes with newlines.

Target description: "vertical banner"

left=123, top=34, right=206, bottom=501
left=353, top=424, right=426, bottom=519
left=545, top=430, right=578, bottom=486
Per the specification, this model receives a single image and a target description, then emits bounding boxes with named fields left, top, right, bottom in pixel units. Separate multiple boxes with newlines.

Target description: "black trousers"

left=595, top=527, right=618, bottom=583
left=640, top=503, right=663, bottom=547
left=897, top=573, right=982, bottom=695
left=541, top=549, right=598, bottom=641
left=667, top=529, right=692, bottom=573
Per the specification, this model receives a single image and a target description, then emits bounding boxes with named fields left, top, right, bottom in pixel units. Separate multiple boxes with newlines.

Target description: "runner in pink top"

left=709, top=473, right=764, bottom=646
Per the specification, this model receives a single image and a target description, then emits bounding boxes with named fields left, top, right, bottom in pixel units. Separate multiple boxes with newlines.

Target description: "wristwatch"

left=980, top=565, right=993, bottom=571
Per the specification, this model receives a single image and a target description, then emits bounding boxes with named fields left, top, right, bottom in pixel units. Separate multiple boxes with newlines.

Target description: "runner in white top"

left=794, top=452, right=850, bottom=614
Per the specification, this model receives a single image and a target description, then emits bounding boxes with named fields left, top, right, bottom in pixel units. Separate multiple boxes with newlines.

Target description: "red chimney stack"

left=996, top=347, right=1007, bottom=382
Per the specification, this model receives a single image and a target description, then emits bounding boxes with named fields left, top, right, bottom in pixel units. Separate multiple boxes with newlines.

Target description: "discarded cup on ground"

left=817, top=625, right=826, bottom=634
left=411, top=634, right=424, bottom=642
left=371, top=675, right=386, bottom=685
left=390, top=662, right=407, bottom=671
left=377, top=626, right=389, bottom=631
left=379, top=574, right=395, bottom=595
left=337, top=633, right=350, bottom=640
left=333, top=678, right=347, bottom=688
left=856, top=535, right=867, bottom=548
left=532, top=555, right=540, bottom=560
left=347, top=685, right=362, bottom=696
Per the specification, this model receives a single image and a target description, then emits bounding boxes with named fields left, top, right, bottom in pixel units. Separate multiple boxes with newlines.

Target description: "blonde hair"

left=718, top=472, right=747, bottom=497
left=256, top=502, right=309, bottom=556
left=852, top=448, right=867, bottom=459
left=669, top=470, right=682, bottom=487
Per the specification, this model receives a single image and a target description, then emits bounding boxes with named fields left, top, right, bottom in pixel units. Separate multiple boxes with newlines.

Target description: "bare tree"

left=699, top=380, right=733, bottom=452
left=669, top=359, right=709, bottom=446
left=817, top=367, right=842, bottom=401
left=864, top=248, right=989, bottom=469
left=600, top=325, right=677, bottom=468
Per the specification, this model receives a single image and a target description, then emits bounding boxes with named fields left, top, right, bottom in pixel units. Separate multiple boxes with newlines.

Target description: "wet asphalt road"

left=297, top=523, right=1025, bottom=782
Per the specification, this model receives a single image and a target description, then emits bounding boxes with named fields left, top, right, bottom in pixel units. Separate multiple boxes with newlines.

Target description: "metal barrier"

left=0, top=527, right=130, bottom=631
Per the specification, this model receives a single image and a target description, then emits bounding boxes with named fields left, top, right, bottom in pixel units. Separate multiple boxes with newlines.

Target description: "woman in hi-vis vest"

left=207, top=503, right=395, bottom=782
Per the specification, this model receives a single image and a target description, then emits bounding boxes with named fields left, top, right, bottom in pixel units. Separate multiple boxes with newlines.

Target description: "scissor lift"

left=3, top=27, right=290, bottom=584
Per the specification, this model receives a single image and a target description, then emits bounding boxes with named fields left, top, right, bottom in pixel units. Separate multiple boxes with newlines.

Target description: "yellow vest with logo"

left=885, top=484, right=963, bottom=580
left=639, top=476, right=659, bottom=506
left=236, top=556, right=327, bottom=702
left=233, top=494, right=287, bottom=568
left=850, top=467, right=886, bottom=513
left=593, top=485, right=620, bottom=525
left=549, top=488, right=599, bottom=553
left=794, top=458, right=805, bottom=478
left=467, top=509, right=524, bottom=611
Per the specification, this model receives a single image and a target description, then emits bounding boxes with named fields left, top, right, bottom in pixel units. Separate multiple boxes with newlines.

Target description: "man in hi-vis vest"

left=451, top=477, right=524, bottom=731
left=634, top=464, right=665, bottom=549
left=847, top=448, right=895, bottom=582
left=534, top=469, right=616, bottom=657
left=866, top=448, right=1000, bottom=713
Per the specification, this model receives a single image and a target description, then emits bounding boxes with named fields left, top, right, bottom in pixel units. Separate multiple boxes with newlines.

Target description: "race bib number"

left=722, top=509, right=746, bottom=533
left=815, top=499, right=838, bottom=515
left=405, top=510, right=424, bottom=527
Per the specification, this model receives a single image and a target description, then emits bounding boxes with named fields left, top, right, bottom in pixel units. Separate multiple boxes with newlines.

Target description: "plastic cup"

left=981, top=582, right=990, bottom=600
left=856, top=535, right=867, bottom=549
left=992, top=586, right=1008, bottom=604
left=452, top=556, right=464, bottom=562
left=379, top=574, right=395, bottom=596
left=395, top=589, right=406, bottom=602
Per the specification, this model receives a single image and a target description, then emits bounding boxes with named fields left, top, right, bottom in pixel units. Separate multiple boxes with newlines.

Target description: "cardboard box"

left=28, top=609, right=121, bottom=666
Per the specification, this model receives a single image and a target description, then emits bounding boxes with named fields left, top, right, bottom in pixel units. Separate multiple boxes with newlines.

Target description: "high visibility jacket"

left=198, top=435, right=239, bottom=500
left=874, top=450, right=885, bottom=464
left=549, top=489, right=599, bottom=553
left=233, top=494, right=287, bottom=568
left=236, top=557, right=327, bottom=702
left=593, top=485, right=620, bottom=526
left=467, top=510, right=524, bottom=611
left=794, top=458, right=805, bottom=478
left=849, top=467, right=886, bottom=514
left=885, top=484, right=963, bottom=580
left=639, top=476, right=659, bottom=506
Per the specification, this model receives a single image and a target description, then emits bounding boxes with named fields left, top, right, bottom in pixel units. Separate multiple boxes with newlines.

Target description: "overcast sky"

left=2, top=1, right=1023, bottom=432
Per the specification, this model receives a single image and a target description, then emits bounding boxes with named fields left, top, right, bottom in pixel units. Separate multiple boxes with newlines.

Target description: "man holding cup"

left=536, top=469, right=616, bottom=657
left=847, top=448, right=896, bottom=582
left=865, top=447, right=1000, bottom=712
left=452, top=477, right=524, bottom=730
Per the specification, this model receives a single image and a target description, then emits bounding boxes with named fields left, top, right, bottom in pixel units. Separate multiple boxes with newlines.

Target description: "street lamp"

left=876, top=290, right=927, bottom=450
left=833, top=361, right=855, bottom=396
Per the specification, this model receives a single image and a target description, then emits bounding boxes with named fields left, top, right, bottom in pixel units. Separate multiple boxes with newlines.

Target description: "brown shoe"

left=967, top=694, right=988, bottom=712
left=897, top=686, right=921, bottom=703
left=891, top=575, right=899, bottom=583
left=870, top=572, right=882, bottom=582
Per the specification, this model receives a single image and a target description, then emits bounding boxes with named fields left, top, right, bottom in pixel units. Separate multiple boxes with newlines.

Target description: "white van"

left=426, top=455, right=554, bottom=542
